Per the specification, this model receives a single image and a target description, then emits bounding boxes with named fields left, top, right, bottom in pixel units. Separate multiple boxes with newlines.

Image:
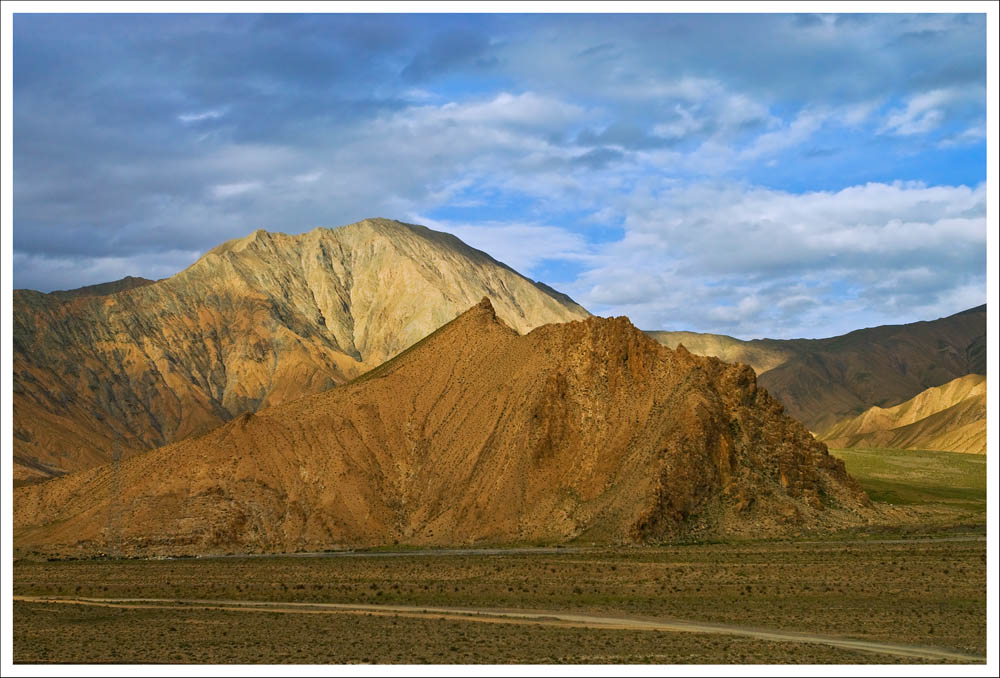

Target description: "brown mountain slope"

left=13, top=219, right=589, bottom=481
left=648, top=305, right=986, bottom=431
left=13, top=300, right=874, bottom=556
left=819, top=375, right=986, bottom=454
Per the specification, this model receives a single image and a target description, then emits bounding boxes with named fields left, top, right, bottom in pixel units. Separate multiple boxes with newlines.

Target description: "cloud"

left=11, top=13, right=986, bottom=338
left=572, top=147, right=625, bottom=170
left=400, top=28, right=498, bottom=82
left=879, top=87, right=983, bottom=136
left=178, top=109, right=225, bottom=123
left=212, top=182, right=261, bottom=198
left=937, top=122, right=986, bottom=148
left=740, top=107, right=828, bottom=160
left=13, top=249, right=204, bottom=293
left=569, top=181, right=986, bottom=338
left=414, top=91, right=585, bottom=129
left=880, top=89, right=953, bottom=135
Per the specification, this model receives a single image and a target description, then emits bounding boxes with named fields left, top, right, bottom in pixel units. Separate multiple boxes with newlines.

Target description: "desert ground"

left=13, top=447, right=987, bottom=665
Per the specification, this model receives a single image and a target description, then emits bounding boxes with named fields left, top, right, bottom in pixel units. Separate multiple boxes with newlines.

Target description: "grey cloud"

left=573, top=147, right=626, bottom=170
left=833, top=14, right=875, bottom=27
left=907, top=61, right=988, bottom=91
left=577, top=122, right=672, bottom=150
left=401, top=29, right=497, bottom=82
left=13, top=249, right=204, bottom=293
left=577, top=42, right=617, bottom=58
left=792, top=14, right=825, bottom=28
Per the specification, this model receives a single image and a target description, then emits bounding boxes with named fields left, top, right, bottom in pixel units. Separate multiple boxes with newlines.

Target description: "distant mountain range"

left=14, top=300, right=874, bottom=556
left=648, top=305, right=986, bottom=434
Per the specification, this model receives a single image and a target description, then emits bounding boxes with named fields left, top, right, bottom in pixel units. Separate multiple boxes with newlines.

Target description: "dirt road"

left=13, top=595, right=985, bottom=663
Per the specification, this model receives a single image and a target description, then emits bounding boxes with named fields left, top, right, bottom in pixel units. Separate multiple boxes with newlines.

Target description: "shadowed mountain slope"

left=648, top=305, right=986, bottom=432
left=47, top=276, right=158, bottom=299
left=13, top=219, right=588, bottom=481
left=819, top=374, right=986, bottom=454
left=14, top=300, right=874, bottom=556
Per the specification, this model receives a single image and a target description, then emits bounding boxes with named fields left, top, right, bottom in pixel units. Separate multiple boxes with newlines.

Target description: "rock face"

left=648, top=305, right=986, bottom=432
left=12, top=219, right=589, bottom=481
left=820, top=374, right=986, bottom=454
left=14, top=299, right=873, bottom=556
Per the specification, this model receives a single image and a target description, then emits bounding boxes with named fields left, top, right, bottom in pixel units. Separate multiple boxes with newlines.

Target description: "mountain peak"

left=473, top=295, right=497, bottom=315
left=13, top=219, right=589, bottom=480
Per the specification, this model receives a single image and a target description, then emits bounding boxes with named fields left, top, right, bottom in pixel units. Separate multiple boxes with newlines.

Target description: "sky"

left=10, top=10, right=990, bottom=339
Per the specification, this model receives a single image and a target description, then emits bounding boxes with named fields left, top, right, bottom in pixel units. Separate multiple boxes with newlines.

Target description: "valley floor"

left=13, top=534, right=987, bottom=664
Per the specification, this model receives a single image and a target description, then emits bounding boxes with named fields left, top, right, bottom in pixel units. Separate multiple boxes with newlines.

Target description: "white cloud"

left=567, top=180, right=986, bottom=338
left=740, top=107, right=828, bottom=160
left=839, top=100, right=881, bottom=127
left=293, top=171, right=323, bottom=184
left=212, top=182, right=261, bottom=199
left=879, top=88, right=979, bottom=136
left=400, top=91, right=585, bottom=131
left=178, top=109, right=225, bottom=123
left=937, top=123, right=987, bottom=148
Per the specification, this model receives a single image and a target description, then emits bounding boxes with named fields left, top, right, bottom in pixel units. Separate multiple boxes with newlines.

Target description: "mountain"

left=13, top=299, right=874, bottom=556
left=648, top=305, right=986, bottom=432
left=13, top=219, right=589, bottom=482
left=645, top=330, right=793, bottom=375
left=819, top=374, right=986, bottom=454
left=47, top=275, right=158, bottom=299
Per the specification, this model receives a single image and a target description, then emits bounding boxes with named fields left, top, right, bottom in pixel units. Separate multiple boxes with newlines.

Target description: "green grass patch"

left=830, top=448, right=986, bottom=511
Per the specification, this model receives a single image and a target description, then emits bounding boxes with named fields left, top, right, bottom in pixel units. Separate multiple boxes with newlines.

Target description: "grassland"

left=830, top=447, right=986, bottom=516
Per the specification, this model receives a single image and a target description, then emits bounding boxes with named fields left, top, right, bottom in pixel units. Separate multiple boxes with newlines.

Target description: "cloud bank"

left=12, top=12, right=987, bottom=338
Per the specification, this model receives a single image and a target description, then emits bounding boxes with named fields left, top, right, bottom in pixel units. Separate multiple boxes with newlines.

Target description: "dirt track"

left=14, top=595, right=985, bottom=663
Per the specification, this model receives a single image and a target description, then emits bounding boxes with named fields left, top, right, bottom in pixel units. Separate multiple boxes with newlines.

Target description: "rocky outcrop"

left=14, top=299, right=874, bottom=556
left=13, top=219, right=588, bottom=480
